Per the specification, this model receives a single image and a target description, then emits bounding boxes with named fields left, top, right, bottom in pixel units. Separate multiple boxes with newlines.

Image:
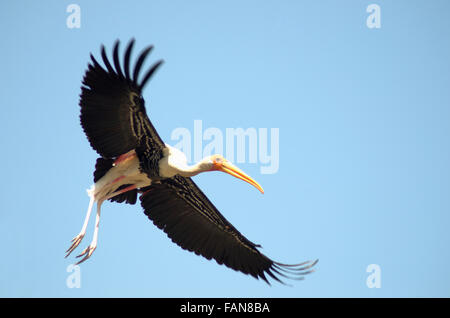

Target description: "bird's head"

left=207, top=154, right=264, bottom=194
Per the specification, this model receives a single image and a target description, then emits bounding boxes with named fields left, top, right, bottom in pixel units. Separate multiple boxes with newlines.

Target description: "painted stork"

left=66, top=39, right=318, bottom=284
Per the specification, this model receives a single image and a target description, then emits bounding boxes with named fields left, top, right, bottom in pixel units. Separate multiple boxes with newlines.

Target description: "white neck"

left=176, top=161, right=208, bottom=178
left=158, top=145, right=213, bottom=179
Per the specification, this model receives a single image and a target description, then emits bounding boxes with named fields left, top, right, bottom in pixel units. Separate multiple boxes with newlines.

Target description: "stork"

left=66, top=39, right=317, bottom=284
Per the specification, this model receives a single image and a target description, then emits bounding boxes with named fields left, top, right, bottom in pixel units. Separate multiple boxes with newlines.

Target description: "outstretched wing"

left=140, top=175, right=317, bottom=284
left=79, top=39, right=165, bottom=159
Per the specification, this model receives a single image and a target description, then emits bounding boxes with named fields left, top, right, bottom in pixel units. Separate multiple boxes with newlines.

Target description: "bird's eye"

left=215, top=157, right=222, bottom=163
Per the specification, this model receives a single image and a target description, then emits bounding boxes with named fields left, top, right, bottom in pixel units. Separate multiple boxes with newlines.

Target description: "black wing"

left=79, top=39, right=165, bottom=159
left=141, top=175, right=318, bottom=284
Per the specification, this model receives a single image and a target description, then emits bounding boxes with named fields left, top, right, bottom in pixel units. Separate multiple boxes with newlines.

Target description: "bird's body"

left=91, top=150, right=151, bottom=201
left=66, top=39, right=317, bottom=284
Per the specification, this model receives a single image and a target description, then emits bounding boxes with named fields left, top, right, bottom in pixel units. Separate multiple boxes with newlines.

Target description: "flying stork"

left=66, top=39, right=318, bottom=284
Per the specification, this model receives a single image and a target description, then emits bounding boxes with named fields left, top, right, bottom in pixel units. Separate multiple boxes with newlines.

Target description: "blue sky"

left=1, top=0, right=450, bottom=297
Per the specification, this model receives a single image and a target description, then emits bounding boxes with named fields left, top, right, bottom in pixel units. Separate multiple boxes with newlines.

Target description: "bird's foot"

left=75, top=244, right=97, bottom=265
left=65, top=233, right=85, bottom=258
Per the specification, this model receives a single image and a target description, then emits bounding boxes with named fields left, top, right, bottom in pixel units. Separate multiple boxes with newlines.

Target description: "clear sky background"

left=1, top=0, right=449, bottom=297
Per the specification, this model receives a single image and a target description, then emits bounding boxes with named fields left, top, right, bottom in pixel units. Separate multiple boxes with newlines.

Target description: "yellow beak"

left=217, top=161, right=264, bottom=194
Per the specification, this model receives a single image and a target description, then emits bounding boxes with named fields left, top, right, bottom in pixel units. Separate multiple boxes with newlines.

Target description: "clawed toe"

left=65, top=234, right=85, bottom=258
left=66, top=191, right=102, bottom=265
left=75, top=245, right=97, bottom=265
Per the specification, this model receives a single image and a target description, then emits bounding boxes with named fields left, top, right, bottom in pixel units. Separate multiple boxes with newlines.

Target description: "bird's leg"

left=76, top=199, right=103, bottom=265
left=74, top=184, right=140, bottom=264
left=68, top=159, right=147, bottom=264
left=65, top=191, right=95, bottom=257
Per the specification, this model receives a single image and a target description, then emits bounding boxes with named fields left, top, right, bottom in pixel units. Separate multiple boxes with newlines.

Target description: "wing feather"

left=112, top=40, right=124, bottom=80
left=140, top=175, right=317, bottom=284
left=79, top=39, right=164, bottom=159
left=123, top=39, right=135, bottom=79
left=132, top=46, right=154, bottom=87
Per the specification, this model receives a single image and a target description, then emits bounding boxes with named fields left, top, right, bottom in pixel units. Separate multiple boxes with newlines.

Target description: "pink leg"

left=76, top=199, right=103, bottom=264
left=65, top=191, right=95, bottom=257
left=74, top=185, right=139, bottom=264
